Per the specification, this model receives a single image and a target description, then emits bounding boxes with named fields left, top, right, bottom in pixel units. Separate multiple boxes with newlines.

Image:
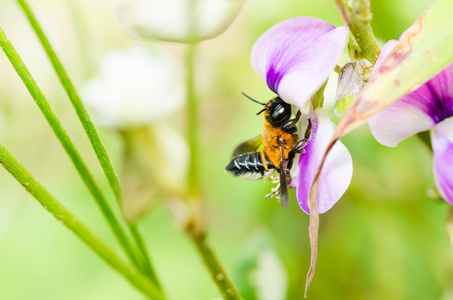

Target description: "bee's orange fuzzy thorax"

left=261, top=115, right=298, bottom=168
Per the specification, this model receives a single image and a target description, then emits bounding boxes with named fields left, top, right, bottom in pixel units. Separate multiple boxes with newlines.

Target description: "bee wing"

left=232, top=135, right=262, bottom=157
left=279, top=141, right=289, bottom=208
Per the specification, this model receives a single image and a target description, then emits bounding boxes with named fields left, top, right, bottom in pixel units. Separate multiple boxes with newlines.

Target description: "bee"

left=225, top=93, right=312, bottom=208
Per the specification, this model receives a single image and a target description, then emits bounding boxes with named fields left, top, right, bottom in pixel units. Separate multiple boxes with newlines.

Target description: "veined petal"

left=432, top=117, right=453, bottom=205
left=369, top=41, right=453, bottom=147
left=297, top=108, right=353, bottom=214
left=251, top=17, right=348, bottom=110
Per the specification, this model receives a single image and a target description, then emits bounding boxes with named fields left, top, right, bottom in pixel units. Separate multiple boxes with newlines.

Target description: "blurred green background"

left=0, top=0, right=452, bottom=299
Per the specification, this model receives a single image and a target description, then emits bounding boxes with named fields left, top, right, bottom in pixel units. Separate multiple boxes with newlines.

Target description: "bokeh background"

left=0, top=0, right=452, bottom=299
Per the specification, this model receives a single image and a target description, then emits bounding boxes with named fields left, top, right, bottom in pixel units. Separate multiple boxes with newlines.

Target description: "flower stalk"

left=0, top=143, right=163, bottom=300
left=191, top=232, right=242, bottom=300
left=334, top=0, right=381, bottom=64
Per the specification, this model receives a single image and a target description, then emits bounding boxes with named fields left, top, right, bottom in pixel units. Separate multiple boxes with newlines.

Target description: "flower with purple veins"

left=251, top=17, right=353, bottom=214
left=369, top=40, right=453, bottom=205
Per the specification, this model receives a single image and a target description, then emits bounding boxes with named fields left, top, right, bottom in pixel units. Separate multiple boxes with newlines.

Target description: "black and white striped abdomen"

left=225, top=152, right=275, bottom=180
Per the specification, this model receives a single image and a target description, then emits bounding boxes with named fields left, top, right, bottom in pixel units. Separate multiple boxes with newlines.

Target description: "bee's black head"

left=263, top=97, right=292, bottom=127
left=241, top=93, right=292, bottom=127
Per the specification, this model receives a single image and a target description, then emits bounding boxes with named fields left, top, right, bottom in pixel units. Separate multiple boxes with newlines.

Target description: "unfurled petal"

left=117, top=0, right=243, bottom=43
left=369, top=39, right=453, bottom=147
left=297, top=108, right=353, bottom=214
left=251, top=17, right=348, bottom=110
left=82, top=47, right=184, bottom=129
left=432, top=117, right=453, bottom=205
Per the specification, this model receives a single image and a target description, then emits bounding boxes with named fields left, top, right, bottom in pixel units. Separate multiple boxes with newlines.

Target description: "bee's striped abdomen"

left=225, top=152, right=275, bottom=180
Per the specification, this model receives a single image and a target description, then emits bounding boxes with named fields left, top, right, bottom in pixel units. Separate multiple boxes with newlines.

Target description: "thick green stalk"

left=334, top=0, right=381, bottom=64
left=16, top=0, right=120, bottom=202
left=0, top=144, right=162, bottom=300
left=0, top=26, right=141, bottom=273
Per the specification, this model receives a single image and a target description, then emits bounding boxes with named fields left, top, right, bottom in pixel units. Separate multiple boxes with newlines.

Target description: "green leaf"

left=336, top=0, right=453, bottom=136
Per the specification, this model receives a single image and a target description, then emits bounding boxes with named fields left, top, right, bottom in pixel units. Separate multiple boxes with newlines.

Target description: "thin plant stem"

left=129, top=224, right=162, bottom=290
left=16, top=0, right=121, bottom=202
left=190, top=232, right=242, bottom=300
left=0, top=26, right=142, bottom=274
left=15, top=0, right=162, bottom=288
left=0, top=144, right=163, bottom=300
left=184, top=44, right=242, bottom=299
left=334, top=0, right=381, bottom=64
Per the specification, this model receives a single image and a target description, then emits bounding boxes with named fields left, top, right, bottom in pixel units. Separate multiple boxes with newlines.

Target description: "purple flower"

left=251, top=17, right=353, bottom=214
left=369, top=41, right=453, bottom=204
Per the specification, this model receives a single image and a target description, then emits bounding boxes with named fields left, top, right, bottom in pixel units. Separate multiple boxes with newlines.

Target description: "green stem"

left=0, top=144, right=162, bottom=300
left=0, top=26, right=141, bottom=273
left=334, top=0, right=381, bottom=64
left=16, top=0, right=121, bottom=202
left=129, top=224, right=162, bottom=291
left=186, top=44, right=201, bottom=197
left=191, top=232, right=242, bottom=300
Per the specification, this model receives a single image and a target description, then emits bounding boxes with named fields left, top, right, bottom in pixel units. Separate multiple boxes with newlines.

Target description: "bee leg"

left=282, top=110, right=301, bottom=133
left=293, top=118, right=313, bottom=154
left=286, top=118, right=313, bottom=171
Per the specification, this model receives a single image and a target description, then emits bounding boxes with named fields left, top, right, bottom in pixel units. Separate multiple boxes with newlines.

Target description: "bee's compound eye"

left=270, top=106, right=286, bottom=121
left=270, top=104, right=291, bottom=125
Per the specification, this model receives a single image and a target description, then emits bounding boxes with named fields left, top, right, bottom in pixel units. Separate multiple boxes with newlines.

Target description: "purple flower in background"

left=251, top=17, right=353, bottom=214
left=369, top=40, right=453, bottom=205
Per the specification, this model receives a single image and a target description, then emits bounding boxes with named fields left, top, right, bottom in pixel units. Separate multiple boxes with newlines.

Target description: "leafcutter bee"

left=225, top=93, right=312, bottom=208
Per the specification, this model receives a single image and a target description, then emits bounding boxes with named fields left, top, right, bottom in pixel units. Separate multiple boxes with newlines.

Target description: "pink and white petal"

left=368, top=93, right=437, bottom=147
left=369, top=42, right=453, bottom=147
left=297, top=108, right=353, bottom=214
left=431, top=117, right=453, bottom=205
left=251, top=17, right=349, bottom=109
left=370, top=39, right=398, bottom=77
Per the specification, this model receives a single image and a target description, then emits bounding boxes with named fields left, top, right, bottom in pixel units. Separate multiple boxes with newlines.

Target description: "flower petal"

left=117, top=0, right=243, bottom=43
left=297, top=108, right=353, bottom=214
left=82, top=47, right=184, bottom=129
left=251, top=17, right=348, bottom=110
left=369, top=40, right=453, bottom=147
left=432, top=117, right=453, bottom=205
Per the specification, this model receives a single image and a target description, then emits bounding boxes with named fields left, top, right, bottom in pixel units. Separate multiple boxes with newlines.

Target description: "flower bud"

left=334, top=61, right=364, bottom=117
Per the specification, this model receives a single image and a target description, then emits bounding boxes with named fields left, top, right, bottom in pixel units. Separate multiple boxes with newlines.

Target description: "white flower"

left=82, top=46, right=184, bottom=129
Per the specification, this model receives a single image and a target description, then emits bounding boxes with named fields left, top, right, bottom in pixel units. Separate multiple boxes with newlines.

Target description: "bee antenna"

left=256, top=108, right=267, bottom=115
left=241, top=92, right=266, bottom=106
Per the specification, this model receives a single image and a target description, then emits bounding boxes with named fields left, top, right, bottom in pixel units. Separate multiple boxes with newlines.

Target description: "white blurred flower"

left=82, top=46, right=184, bottom=129
left=255, top=250, right=288, bottom=300
left=116, top=0, right=243, bottom=43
